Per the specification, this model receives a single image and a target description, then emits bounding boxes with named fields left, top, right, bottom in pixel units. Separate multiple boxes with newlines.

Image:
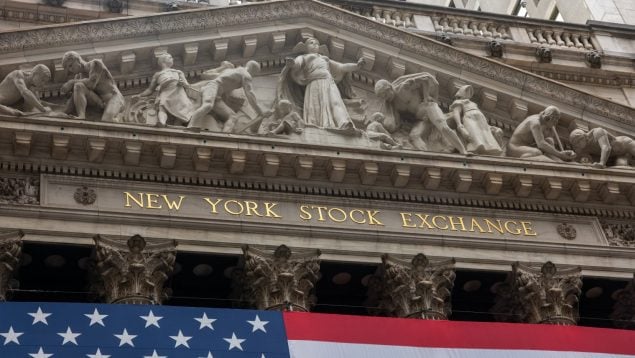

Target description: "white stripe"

left=288, top=340, right=635, bottom=358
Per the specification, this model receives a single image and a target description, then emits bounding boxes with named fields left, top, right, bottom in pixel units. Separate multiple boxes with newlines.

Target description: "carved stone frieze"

left=0, top=176, right=39, bottom=205
left=492, top=262, right=582, bottom=325
left=0, top=231, right=23, bottom=301
left=92, top=234, right=177, bottom=305
left=74, top=186, right=96, bottom=205
left=368, top=253, right=456, bottom=320
left=239, top=244, right=321, bottom=311
left=611, top=274, right=635, bottom=329
left=602, top=223, right=635, bottom=248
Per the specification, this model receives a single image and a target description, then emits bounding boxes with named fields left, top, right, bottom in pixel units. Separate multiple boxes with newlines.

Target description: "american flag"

left=0, top=302, right=289, bottom=358
left=2, top=302, right=635, bottom=358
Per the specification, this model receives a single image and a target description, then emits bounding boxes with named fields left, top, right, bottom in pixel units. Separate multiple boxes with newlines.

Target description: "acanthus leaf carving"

left=92, top=234, right=177, bottom=305
left=492, top=261, right=582, bottom=325
left=239, top=244, right=321, bottom=312
left=368, top=253, right=456, bottom=320
left=0, top=231, right=23, bottom=301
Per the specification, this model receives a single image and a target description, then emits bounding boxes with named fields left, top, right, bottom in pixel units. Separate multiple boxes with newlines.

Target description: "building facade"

left=0, top=0, right=633, bottom=336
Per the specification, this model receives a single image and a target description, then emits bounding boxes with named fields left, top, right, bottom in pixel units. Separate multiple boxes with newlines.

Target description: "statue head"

left=127, top=235, right=146, bottom=254
left=368, top=112, right=385, bottom=124
left=304, top=37, right=320, bottom=54
left=29, top=64, right=51, bottom=88
left=569, top=129, right=587, bottom=148
left=374, top=79, right=395, bottom=101
left=454, top=85, right=474, bottom=100
left=276, top=99, right=293, bottom=116
left=540, top=106, right=560, bottom=127
left=61, top=51, right=84, bottom=74
left=157, top=53, right=174, bottom=69
left=245, top=60, right=261, bottom=75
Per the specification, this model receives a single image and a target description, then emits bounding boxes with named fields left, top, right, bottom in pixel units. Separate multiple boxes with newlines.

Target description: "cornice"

left=0, top=115, right=634, bottom=219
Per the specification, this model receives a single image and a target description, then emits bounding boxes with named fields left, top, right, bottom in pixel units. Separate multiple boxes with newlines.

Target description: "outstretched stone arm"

left=138, top=73, right=159, bottom=97
left=243, top=77, right=266, bottom=116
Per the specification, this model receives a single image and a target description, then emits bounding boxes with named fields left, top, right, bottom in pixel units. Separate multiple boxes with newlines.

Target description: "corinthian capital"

left=370, top=253, right=456, bottom=320
left=240, top=244, right=321, bottom=312
left=0, top=231, right=23, bottom=301
left=93, top=234, right=177, bottom=305
left=611, top=274, right=635, bottom=329
left=493, top=261, right=582, bottom=325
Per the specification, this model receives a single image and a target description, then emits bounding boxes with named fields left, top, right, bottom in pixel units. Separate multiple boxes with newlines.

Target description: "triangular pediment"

left=0, top=0, right=631, bottom=133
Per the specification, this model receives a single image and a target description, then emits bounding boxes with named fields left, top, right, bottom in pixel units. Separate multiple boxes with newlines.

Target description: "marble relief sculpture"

left=449, top=85, right=503, bottom=155
left=507, top=106, right=576, bottom=162
left=365, top=112, right=401, bottom=150
left=188, top=60, right=270, bottom=133
left=60, top=51, right=124, bottom=122
left=569, top=127, right=634, bottom=168
left=135, top=53, right=193, bottom=127
left=374, top=73, right=468, bottom=154
left=0, top=65, right=53, bottom=116
left=277, top=37, right=364, bottom=131
left=264, top=99, right=304, bottom=136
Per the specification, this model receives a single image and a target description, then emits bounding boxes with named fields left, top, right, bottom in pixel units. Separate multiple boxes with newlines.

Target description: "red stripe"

left=283, top=312, right=635, bottom=355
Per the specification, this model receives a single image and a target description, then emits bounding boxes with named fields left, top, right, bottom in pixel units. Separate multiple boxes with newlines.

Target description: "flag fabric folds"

left=1, top=302, right=635, bottom=357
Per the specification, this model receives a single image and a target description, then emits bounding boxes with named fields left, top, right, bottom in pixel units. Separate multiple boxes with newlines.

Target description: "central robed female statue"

left=277, top=37, right=365, bottom=131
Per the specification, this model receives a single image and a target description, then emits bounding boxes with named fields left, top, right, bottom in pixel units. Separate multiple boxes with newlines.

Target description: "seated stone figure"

left=507, top=106, right=576, bottom=162
left=60, top=51, right=124, bottom=122
left=0, top=64, right=52, bottom=116
left=374, top=73, right=467, bottom=154
left=449, top=85, right=503, bottom=155
left=267, top=99, right=304, bottom=135
left=365, top=112, right=401, bottom=150
left=569, top=127, right=635, bottom=168
left=136, top=53, right=193, bottom=127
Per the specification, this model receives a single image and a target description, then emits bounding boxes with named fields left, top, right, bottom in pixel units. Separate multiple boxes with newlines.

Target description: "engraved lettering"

left=350, top=209, right=366, bottom=224
left=203, top=197, right=223, bottom=214
left=124, top=192, right=144, bottom=208
left=485, top=219, right=505, bottom=234
left=264, top=202, right=282, bottom=218
left=521, top=221, right=537, bottom=236
left=299, top=205, right=312, bottom=220
left=432, top=215, right=449, bottom=230
left=244, top=201, right=263, bottom=217
left=367, top=210, right=384, bottom=226
left=162, top=195, right=185, bottom=210
left=448, top=216, right=466, bottom=231
left=146, top=193, right=162, bottom=209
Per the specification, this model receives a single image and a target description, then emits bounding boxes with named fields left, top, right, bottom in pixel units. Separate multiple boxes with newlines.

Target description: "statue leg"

left=409, top=121, right=428, bottom=151
left=72, top=82, right=92, bottom=120
left=157, top=107, right=168, bottom=127
left=214, top=101, right=238, bottom=133
left=101, top=93, right=124, bottom=122
left=189, top=83, right=219, bottom=128
left=0, top=103, right=23, bottom=116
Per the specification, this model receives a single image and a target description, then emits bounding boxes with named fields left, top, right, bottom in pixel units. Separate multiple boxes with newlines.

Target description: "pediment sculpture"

left=0, top=44, right=633, bottom=169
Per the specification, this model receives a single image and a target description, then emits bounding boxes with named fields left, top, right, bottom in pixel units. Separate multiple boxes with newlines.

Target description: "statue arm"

left=14, top=77, right=48, bottom=112
left=531, top=122, right=570, bottom=159
left=138, top=73, right=159, bottom=97
left=593, top=128, right=612, bottom=166
left=242, top=77, right=265, bottom=116
left=178, top=70, right=190, bottom=87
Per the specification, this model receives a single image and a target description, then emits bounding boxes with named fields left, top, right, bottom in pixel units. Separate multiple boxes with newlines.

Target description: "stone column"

left=368, top=253, right=456, bottom=320
left=92, top=234, right=177, bottom=305
left=239, top=244, right=321, bottom=312
left=0, top=231, right=23, bottom=301
left=611, top=274, right=635, bottom=329
left=492, top=261, right=582, bottom=325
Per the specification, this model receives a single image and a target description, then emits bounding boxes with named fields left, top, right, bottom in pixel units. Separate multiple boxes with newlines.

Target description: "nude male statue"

left=374, top=73, right=467, bottom=154
left=60, top=51, right=124, bottom=121
left=569, top=127, right=635, bottom=168
left=0, top=64, right=52, bottom=116
left=507, top=106, right=576, bottom=162
left=188, top=60, right=270, bottom=133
